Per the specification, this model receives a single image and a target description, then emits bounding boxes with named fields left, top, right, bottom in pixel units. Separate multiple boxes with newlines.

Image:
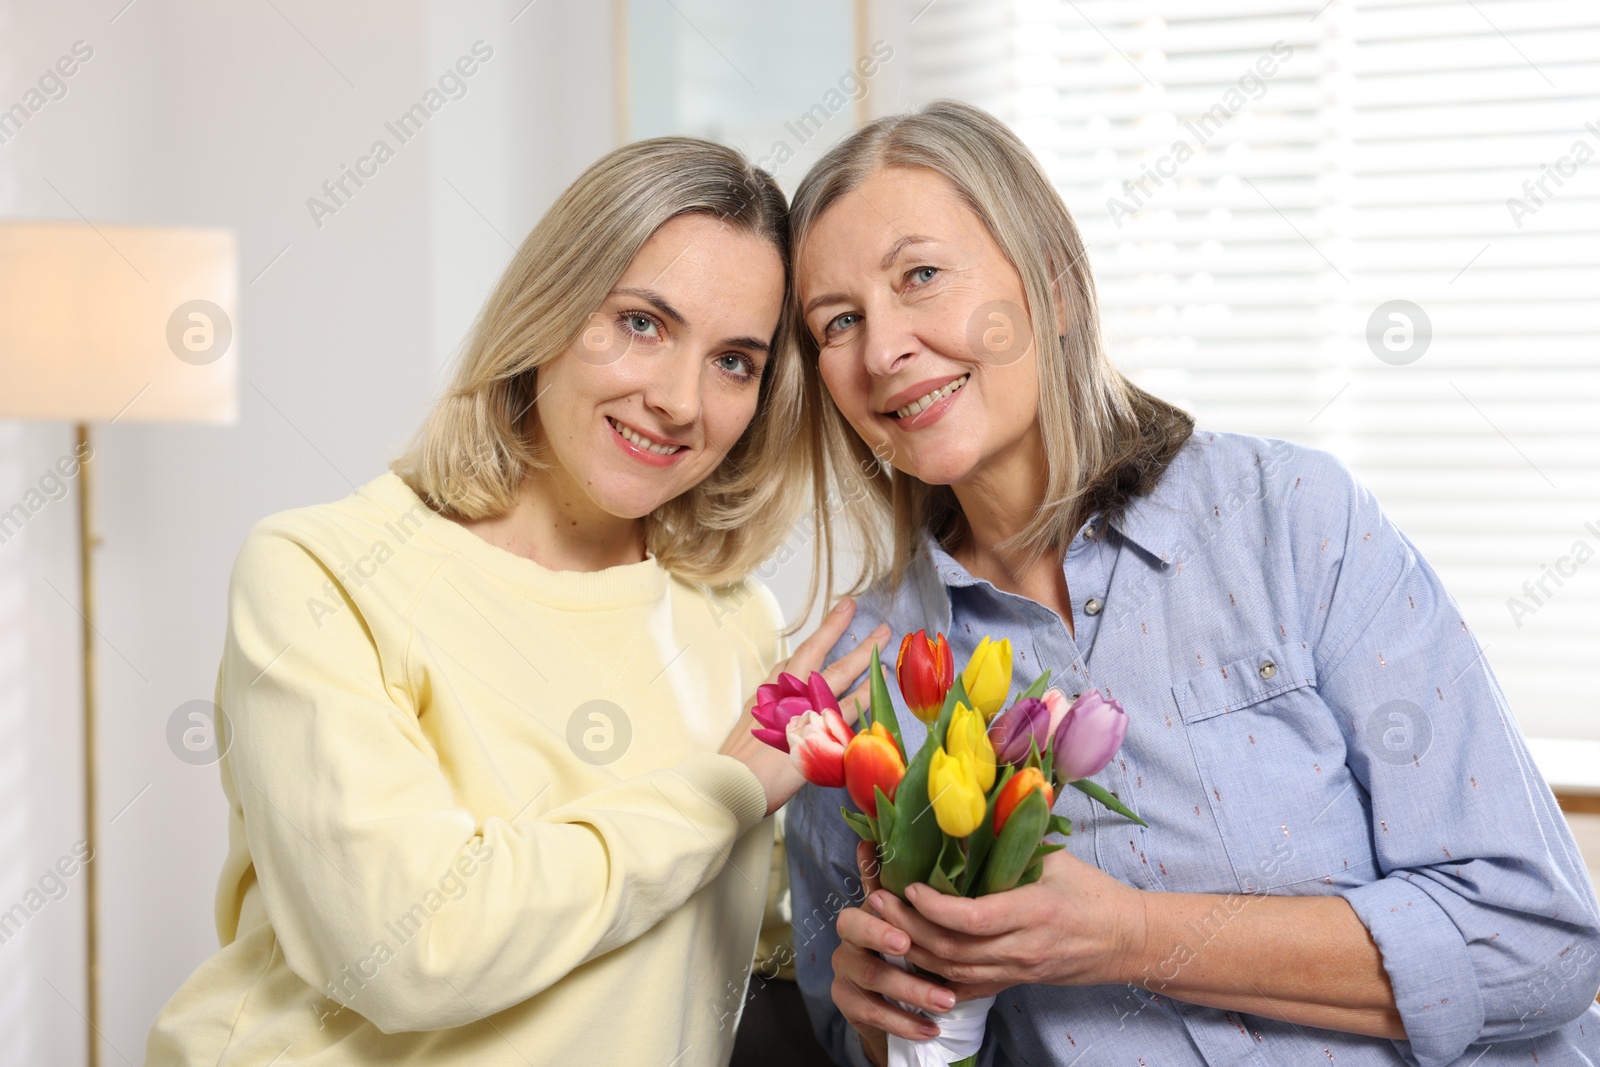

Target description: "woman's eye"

left=910, top=266, right=938, bottom=285
left=715, top=352, right=756, bottom=379
left=825, top=312, right=861, bottom=336
left=621, top=313, right=660, bottom=338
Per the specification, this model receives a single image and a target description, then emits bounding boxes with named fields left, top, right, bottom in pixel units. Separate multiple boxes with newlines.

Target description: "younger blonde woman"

left=146, top=137, right=887, bottom=1065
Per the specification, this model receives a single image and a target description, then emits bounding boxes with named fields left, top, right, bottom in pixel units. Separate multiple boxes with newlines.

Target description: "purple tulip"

left=987, top=697, right=1051, bottom=767
left=751, top=671, right=839, bottom=753
left=1051, top=688, right=1129, bottom=782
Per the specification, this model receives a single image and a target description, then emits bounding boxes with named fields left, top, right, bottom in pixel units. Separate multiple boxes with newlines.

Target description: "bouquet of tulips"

left=753, top=630, right=1146, bottom=1067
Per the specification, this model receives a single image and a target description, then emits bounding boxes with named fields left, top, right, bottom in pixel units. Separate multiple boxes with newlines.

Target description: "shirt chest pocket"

left=1172, top=639, right=1374, bottom=894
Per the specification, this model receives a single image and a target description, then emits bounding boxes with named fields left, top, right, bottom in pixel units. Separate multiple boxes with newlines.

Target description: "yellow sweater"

left=147, top=471, right=784, bottom=1065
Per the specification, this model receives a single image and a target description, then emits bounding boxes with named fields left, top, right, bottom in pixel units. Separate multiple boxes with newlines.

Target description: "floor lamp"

left=0, top=221, right=238, bottom=1066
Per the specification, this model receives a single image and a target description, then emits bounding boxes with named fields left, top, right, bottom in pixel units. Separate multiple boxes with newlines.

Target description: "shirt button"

left=1258, top=661, right=1277, bottom=680
left=1084, top=598, right=1103, bottom=616
left=1084, top=524, right=1096, bottom=539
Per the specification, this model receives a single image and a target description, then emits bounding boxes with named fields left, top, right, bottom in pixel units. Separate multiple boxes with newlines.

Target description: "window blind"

left=907, top=0, right=1600, bottom=741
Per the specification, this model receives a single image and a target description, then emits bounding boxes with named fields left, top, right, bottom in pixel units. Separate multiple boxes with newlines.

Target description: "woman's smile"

left=605, top=413, right=690, bottom=466
left=883, top=372, right=969, bottom=428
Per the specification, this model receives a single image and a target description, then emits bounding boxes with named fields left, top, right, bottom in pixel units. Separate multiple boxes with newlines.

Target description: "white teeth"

left=608, top=417, right=682, bottom=455
left=894, top=374, right=969, bottom=420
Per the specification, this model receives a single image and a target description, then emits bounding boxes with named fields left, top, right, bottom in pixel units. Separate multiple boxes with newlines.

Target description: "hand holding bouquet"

left=752, top=631, right=1146, bottom=1066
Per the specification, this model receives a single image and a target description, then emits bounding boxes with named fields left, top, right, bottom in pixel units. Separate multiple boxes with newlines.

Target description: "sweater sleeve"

left=1288, top=449, right=1600, bottom=1064
left=221, top=523, right=770, bottom=1034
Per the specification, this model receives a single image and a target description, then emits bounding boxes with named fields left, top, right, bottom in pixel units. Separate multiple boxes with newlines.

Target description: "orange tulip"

left=993, top=766, right=1055, bottom=834
left=897, top=629, right=955, bottom=723
left=843, top=722, right=906, bottom=819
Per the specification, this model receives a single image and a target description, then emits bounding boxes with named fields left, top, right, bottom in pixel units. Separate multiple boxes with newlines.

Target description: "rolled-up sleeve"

left=1292, top=450, right=1600, bottom=1065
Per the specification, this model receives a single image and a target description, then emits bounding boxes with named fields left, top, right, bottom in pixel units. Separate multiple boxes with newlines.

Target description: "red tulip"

left=843, top=722, right=906, bottom=818
left=993, top=766, right=1054, bottom=834
left=751, top=671, right=838, bottom=753
left=896, top=629, right=955, bottom=724
left=1052, top=688, right=1128, bottom=782
left=787, top=706, right=854, bottom=788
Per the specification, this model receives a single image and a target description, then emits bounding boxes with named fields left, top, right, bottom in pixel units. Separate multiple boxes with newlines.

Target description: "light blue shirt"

left=787, top=430, right=1600, bottom=1067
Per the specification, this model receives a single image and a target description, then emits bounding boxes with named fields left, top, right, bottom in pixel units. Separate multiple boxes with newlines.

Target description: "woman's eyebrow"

left=801, top=234, right=942, bottom=319
left=612, top=286, right=685, bottom=325
left=614, top=285, right=768, bottom=352
left=803, top=291, right=848, bottom=319
left=722, top=335, right=771, bottom=354
left=879, top=234, right=936, bottom=270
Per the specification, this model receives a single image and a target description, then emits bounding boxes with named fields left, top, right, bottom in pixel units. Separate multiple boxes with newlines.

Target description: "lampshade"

left=0, top=220, right=238, bottom=423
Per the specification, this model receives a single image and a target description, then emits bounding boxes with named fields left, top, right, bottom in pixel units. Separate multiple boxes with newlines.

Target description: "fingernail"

left=888, top=932, right=908, bottom=953
left=921, top=1023, right=940, bottom=1038
left=905, top=884, right=919, bottom=903
left=931, top=990, right=956, bottom=1011
left=869, top=891, right=887, bottom=912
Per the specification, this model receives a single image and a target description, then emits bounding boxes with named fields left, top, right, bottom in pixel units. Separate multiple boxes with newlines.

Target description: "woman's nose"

left=642, top=350, right=701, bottom=427
left=860, top=302, right=918, bottom=377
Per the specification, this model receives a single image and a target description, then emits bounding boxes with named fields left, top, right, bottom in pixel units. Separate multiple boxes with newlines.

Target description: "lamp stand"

left=76, top=422, right=101, bottom=1067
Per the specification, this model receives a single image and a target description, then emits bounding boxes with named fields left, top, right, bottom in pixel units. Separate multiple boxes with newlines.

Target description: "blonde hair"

left=395, top=137, right=809, bottom=587
left=789, top=100, right=1195, bottom=598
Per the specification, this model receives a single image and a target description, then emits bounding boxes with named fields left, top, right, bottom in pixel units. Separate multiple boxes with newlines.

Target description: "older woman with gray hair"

left=785, top=100, right=1600, bottom=1067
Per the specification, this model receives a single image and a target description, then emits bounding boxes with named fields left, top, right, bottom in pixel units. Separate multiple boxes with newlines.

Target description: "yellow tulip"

left=945, top=702, right=997, bottom=793
left=960, top=636, right=1013, bottom=720
left=928, top=748, right=986, bottom=838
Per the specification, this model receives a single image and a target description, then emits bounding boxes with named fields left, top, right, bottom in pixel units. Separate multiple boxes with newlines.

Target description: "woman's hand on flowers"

left=719, top=598, right=889, bottom=816
left=832, top=840, right=961, bottom=1063
left=863, top=848, right=1149, bottom=1000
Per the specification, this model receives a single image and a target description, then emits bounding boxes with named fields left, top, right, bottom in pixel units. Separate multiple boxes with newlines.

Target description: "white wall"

left=0, top=2, right=614, bottom=1062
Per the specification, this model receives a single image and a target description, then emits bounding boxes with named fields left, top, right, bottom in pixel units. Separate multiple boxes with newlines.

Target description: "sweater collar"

left=361, top=471, right=668, bottom=609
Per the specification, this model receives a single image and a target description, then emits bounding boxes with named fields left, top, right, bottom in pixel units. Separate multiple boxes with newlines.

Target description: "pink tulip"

left=787, top=706, right=854, bottom=788
left=751, top=671, right=839, bottom=753
left=1051, top=688, right=1128, bottom=782
left=1041, top=687, right=1073, bottom=736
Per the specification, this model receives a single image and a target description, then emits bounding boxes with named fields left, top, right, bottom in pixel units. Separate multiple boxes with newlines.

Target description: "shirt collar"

left=916, top=454, right=1194, bottom=592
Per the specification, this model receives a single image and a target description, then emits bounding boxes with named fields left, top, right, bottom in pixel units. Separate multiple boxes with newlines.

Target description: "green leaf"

left=1070, top=778, right=1149, bottom=827
left=1017, top=837, right=1065, bottom=887
left=839, top=806, right=877, bottom=842
left=975, top=788, right=1051, bottom=896
left=933, top=673, right=967, bottom=747
left=934, top=831, right=960, bottom=883
left=873, top=786, right=897, bottom=843
left=879, top=674, right=970, bottom=897
left=928, top=859, right=959, bottom=895
left=867, top=645, right=903, bottom=755
left=1047, top=813, right=1073, bottom=838
left=1016, top=668, right=1052, bottom=703
left=1029, top=841, right=1066, bottom=864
